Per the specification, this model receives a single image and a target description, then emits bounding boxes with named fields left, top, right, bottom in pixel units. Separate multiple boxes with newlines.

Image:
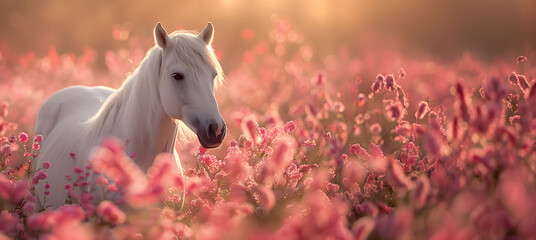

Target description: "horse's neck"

left=127, top=105, right=177, bottom=171
left=89, top=48, right=177, bottom=171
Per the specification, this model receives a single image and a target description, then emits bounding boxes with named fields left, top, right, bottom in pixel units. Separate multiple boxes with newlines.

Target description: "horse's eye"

left=172, top=72, right=185, bottom=81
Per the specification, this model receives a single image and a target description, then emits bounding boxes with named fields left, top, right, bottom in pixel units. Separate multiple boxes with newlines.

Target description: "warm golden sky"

left=1, top=0, right=535, bottom=64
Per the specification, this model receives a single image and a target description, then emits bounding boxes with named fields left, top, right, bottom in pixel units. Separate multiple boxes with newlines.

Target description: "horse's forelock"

left=167, top=32, right=225, bottom=89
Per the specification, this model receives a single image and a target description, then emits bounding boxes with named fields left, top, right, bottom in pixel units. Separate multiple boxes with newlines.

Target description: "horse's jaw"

left=197, top=135, right=222, bottom=148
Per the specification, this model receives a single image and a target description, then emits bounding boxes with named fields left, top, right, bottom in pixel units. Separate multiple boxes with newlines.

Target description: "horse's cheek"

left=160, top=82, right=183, bottom=119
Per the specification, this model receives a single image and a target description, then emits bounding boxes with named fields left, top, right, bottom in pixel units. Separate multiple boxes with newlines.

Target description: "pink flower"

left=32, top=143, right=40, bottom=150
left=412, top=175, right=430, bottom=207
left=97, top=201, right=126, bottom=224
left=90, top=137, right=144, bottom=188
left=326, top=182, right=340, bottom=193
left=42, top=161, right=51, bottom=169
left=386, top=159, right=413, bottom=190
left=107, top=184, right=118, bottom=192
left=277, top=190, right=352, bottom=239
left=385, top=74, right=396, bottom=91
left=0, top=144, right=11, bottom=155
left=483, top=76, right=507, bottom=102
left=415, top=101, right=429, bottom=120
left=34, top=135, right=43, bottom=143
left=371, top=74, right=384, bottom=93
left=67, top=189, right=78, bottom=200
left=18, top=132, right=29, bottom=143
left=350, top=143, right=386, bottom=173
left=125, top=153, right=179, bottom=207
left=73, top=166, right=84, bottom=174
left=0, top=175, right=29, bottom=203
left=349, top=143, right=368, bottom=157
left=518, top=74, right=530, bottom=91
left=284, top=121, right=297, bottom=133
left=96, top=176, right=109, bottom=186
left=251, top=185, right=275, bottom=210
left=516, top=55, right=527, bottom=63
left=385, top=101, right=405, bottom=121
left=425, top=132, right=442, bottom=156
left=455, top=83, right=471, bottom=122
left=395, top=121, right=411, bottom=137
left=352, top=217, right=375, bottom=240
left=508, top=72, right=519, bottom=85
left=260, top=141, right=292, bottom=182
left=199, top=154, right=221, bottom=173
left=342, top=161, right=366, bottom=189
left=165, top=193, right=182, bottom=203
left=52, top=205, right=89, bottom=238
left=23, top=201, right=35, bottom=214
left=27, top=211, right=55, bottom=232
left=241, top=115, right=260, bottom=144
left=509, top=115, right=521, bottom=126
left=0, top=210, right=18, bottom=233
left=286, top=163, right=302, bottom=183
left=37, top=169, right=48, bottom=180
left=369, top=123, right=382, bottom=135
left=356, top=202, right=379, bottom=217
left=228, top=182, right=247, bottom=203
left=224, top=145, right=252, bottom=182
left=64, top=183, right=72, bottom=190
left=69, top=152, right=76, bottom=160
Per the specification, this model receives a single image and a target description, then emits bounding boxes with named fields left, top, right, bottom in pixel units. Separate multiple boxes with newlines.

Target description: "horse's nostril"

left=208, top=123, right=217, bottom=137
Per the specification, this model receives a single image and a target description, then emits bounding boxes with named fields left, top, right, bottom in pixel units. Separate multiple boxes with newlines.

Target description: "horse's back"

left=35, top=86, right=114, bottom=137
left=33, top=86, right=115, bottom=209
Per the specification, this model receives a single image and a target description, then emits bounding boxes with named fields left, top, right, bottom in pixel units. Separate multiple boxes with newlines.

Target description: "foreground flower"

left=91, top=138, right=181, bottom=207
left=90, top=138, right=144, bottom=188
left=97, top=201, right=126, bottom=224
left=0, top=174, right=29, bottom=203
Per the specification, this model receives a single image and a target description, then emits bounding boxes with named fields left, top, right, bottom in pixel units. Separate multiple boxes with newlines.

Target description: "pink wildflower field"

left=1, top=3, right=536, bottom=239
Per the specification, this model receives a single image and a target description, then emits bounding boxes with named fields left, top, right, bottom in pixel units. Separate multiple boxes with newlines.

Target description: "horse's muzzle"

left=197, top=120, right=226, bottom=148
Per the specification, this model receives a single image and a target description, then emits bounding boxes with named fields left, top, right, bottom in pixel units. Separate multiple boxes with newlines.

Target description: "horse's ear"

left=199, top=22, right=214, bottom=45
left=154, top=22, right=171, bottom=49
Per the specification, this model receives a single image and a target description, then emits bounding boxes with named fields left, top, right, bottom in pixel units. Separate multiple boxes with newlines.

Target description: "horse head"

left=154, top=23, right=226, bottom=148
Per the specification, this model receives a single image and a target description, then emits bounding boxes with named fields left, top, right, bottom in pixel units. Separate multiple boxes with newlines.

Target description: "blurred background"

left=1, top=0, right=535, bottom=70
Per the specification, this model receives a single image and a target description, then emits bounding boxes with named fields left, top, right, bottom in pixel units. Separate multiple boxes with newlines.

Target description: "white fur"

left=33, top=23, right=224, bottom=209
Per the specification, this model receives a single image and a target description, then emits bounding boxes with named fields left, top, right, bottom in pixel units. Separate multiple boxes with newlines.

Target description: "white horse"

left=33, top=23, right=226, bottom=209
